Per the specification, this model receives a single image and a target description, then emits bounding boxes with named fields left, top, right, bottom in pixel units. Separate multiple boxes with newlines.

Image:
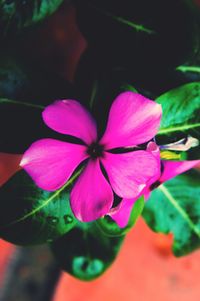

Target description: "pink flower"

left=110, top=141, right=200, bottom=228
left=20, top=92, right=162, bottom=222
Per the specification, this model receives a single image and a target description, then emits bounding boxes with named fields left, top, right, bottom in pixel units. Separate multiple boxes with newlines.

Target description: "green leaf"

left=156, top=82, right=200, bottom=138
left=31, top=0, right=64, bottom=24
left=0, top=97, right=44, bottom=109
left=0, top=52, right=73, bottom=103
left=0, top=0, right=65, bottom=35
left=142, top=170, right=200, bottom=256
left=176, top=65, right=200, bottom=75
left=96, top=196, right=144, bottom=237
left=0, top=170, right=82, bottom=245
left=119, top=84, right=138, bottom=93
left=90, top=5, right=155, bottom=34
left=0, top=53, right=75, bottom=153
left=156, top=82, right=200, bottom=159
left=51, top=222, right=124, bottom=281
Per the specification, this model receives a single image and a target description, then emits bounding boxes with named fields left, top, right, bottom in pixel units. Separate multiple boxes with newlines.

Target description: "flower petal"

left=146, top=141, right=161, bottom=183
left=160, top=160, right=200, bottom=183
left=70, top=159, right=113, bottom=222
left=109, top=197, right=138, bottom=228
left=147, top=141, right=160, bottom=157
left=43, top=100, right=97, bottom=144
left=20, top=139, right=88, bottom=191
left=108, top=143, right=161, bottom=228
left=100, top=92, right=162, bottom=149
left=101, top=150, right=160, bottom=199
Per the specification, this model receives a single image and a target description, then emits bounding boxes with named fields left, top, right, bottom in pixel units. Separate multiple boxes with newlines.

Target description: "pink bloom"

left=110, top=142, right=200, bottom=228
left=20, top=92, right=161, bottom=222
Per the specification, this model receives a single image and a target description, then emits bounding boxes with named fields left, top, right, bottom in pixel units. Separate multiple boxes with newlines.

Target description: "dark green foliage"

left=0, top=53, right=75, bottom=153
left=156, top=82, right=200, bottom=159
left=143, top=170, right=200, bottom=256
left=0, top=0, right=65, bottom=35
left=76, top=0, right=198, bottom=71
left=0, top=170, right=77, bottom=245
left=0, top=98, right=77, bottom=153
left=157, top=82, right=200, bottom=139
left=0, top=52, right=71, bottom=103
left=51, top=222, right=124, bottom=280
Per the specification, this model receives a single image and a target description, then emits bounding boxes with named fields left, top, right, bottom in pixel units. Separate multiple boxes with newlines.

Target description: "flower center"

left=87, top=142, right=104, bottom=159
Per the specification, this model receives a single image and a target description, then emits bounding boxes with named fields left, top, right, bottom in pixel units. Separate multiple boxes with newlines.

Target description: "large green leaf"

left=156, top=82, right=200, bottom=159
left=51, top=222, right=124, bottom=281
left=142, top=170, right=200, bottom=256
left=0, top=170, right=81, bottom=245
left=156, top=82, right=200, bottom=139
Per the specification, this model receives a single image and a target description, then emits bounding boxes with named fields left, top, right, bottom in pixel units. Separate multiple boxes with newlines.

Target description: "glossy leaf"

left=51, top=222, right=124, bottom=281
left=143, top=170, right=200, bottom=256
left=96, top=197, right=144, bottom=237
left=156, top=82, right=200, bottom=137
left=0, top=170, right=80, bottom=245
left=156, top=82, right=200, bottom=159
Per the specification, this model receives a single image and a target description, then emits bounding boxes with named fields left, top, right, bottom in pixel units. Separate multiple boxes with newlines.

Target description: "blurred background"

left=1, top=215, right=200, bottom=301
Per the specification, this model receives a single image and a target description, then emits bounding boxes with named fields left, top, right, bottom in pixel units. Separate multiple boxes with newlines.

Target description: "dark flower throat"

left=87, top=142, right=104, bottom=159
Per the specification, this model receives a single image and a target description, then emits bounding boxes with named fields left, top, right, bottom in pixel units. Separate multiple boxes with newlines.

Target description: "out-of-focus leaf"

left=0, top=53, right=75, bottom=153
left=74, top=52, right=153, bottom=136
left=76, top=0, right=197, bottom=72
left=51, top=221, right=124, bottom=281
left=0, top=0, right=65, bottom=35
left=143, top=170, right=200, bottom=256
left=0, top=53, right=71, bottom=103
left=0, top=99, right=44, bottom=153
